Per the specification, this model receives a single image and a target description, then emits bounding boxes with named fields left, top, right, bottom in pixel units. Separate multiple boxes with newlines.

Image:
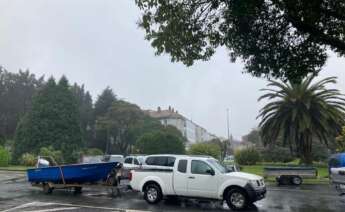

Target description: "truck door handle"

left=188, top=176, right=195, bottom=179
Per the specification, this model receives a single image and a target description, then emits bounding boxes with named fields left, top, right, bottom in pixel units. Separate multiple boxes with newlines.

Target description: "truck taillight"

left=128, top=171, right=132, bottom=181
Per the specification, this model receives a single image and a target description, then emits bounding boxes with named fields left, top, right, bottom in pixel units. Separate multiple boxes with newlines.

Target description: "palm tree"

left=258, top=76, right=345, bottom=164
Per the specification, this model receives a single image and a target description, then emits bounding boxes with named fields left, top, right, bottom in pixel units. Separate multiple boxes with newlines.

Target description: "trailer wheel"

left=277, top=176, right=290, bottom=185
left=291, top=176, right=303, bottom=185
left=74, top=187, right=82, bottom=194
left=43, top=183, right=53, bottom=194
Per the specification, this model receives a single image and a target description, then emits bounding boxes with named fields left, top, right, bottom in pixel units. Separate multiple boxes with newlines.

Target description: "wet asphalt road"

left=0, top=170, right=344, bottom=212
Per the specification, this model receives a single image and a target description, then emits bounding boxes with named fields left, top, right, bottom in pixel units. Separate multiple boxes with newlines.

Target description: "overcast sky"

left=0, top=0, right=344, bottom=139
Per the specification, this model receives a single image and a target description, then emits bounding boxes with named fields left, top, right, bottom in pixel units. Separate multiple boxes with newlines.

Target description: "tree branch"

left=286, top=14, right=345, bottom=52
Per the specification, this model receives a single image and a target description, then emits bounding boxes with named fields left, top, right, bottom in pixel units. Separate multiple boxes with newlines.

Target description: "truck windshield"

left=207, top=159, right=229, bottom=173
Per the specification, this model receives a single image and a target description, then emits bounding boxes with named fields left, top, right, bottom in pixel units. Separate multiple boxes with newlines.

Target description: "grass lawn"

left=241, top=165, right=329, bottom=184
left=0, top=165, right=32, bottom=171
left=0, top=164, right=330, bottom=184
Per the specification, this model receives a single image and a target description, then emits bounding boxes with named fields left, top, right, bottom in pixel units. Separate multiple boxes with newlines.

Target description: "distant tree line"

left=0, top=67, right=186, bottom=164
left=0, top=66, right=44, bottom=139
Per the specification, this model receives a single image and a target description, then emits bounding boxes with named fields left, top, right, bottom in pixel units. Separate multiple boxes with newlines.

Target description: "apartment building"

left=145, top=106, right=217, bottom=144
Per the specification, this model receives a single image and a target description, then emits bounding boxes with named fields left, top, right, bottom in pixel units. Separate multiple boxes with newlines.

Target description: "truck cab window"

left=191, top=160, right=213, bottom=175
left=145, top=156, right=176, bottom=167
left=134, top=158, right=140, bottom=165
left=167, top=157, right=176, bottom=167
left=124, top=158, right=133, bottom=164
left=178, top=159, right=187, bottom=173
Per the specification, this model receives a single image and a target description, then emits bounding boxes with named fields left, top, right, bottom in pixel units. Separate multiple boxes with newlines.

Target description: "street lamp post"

left=227, top=108, right=230, bottom=144
left=225, top=108, right=231, bottom=159
left=105, top=127, right=110, bottom=155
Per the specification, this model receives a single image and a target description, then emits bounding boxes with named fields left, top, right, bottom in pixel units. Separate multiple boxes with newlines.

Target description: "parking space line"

left=2, top=202, right=43, bottom=212
left=23, top=207, right=80, bottom=212
left=40, top=202, right=124, bottom=211
left=2, top=201, right=149, bottom=212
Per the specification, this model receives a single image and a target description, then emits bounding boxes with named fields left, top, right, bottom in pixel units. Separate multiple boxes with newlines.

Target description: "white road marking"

left=2, top=201, right=149, bottom=212
left=2, top=202, right=58, bottom=212
left=23, top=207, right=80, bottom=212
left=2, top=202, right=37, bottom=212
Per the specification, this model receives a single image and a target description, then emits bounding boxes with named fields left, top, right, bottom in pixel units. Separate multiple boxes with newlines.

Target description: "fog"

left=0, top=0, right=344, bottom=139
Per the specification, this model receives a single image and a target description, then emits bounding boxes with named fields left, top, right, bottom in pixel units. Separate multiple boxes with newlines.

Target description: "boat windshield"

left=207, top=159, right=230, bottom=174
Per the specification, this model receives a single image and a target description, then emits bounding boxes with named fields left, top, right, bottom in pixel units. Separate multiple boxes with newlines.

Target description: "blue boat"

left=27, top=162, right=119, bottom=184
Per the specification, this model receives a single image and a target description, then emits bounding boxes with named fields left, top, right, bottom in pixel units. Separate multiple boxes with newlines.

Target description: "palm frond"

left=258, top=76, right=345, bottom=163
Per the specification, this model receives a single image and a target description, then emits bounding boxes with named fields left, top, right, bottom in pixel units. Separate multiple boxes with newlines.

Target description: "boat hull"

left=27, top=162, right=118, bottom=184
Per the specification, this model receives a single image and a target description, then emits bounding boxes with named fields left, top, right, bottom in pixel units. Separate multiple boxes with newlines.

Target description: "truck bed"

left=130, top=168, right=175, bottom=195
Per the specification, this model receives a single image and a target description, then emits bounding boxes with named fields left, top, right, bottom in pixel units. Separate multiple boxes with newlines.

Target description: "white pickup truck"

left=130, top=155, right=266, bottom=210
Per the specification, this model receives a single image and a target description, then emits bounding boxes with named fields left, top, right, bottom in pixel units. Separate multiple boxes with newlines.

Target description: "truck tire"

left=144, top=183, right=162, bottom=204
left=291, top=176, right=303, bottom=185
left=225, top=188, right=248, bottom=211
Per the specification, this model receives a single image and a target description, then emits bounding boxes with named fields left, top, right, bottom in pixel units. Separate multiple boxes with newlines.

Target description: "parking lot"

left=0, top=170, right=344, bottom=212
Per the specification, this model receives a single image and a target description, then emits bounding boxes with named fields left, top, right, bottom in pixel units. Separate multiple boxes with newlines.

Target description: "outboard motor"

left=37, top=158, right=50, bottom=168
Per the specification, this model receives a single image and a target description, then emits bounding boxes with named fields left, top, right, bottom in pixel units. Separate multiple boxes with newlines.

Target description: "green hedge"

left=260, top=147, right=295, bottom=163
left=188, top=143, right=221, bottom=159
left=235, top=147, right=261, bottom=165
left=0, top=146, right=10, bottom=167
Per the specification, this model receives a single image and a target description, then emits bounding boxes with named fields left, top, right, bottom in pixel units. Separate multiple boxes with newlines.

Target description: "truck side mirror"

left=207, top=169, right=215, bottom=176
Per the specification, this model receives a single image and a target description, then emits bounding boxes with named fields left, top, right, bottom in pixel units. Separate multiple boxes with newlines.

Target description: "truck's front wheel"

left=144, top=183, right=162, bottom=204
left=225, top=188, right=248, bottom=211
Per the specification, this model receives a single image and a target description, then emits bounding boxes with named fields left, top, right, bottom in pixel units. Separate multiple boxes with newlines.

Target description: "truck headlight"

left=249, top=180, right=258, bottom=187
left=249, top=179, right=264, bottom=188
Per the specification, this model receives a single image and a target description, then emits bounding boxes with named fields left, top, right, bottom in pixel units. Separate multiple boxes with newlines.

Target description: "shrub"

left=188, top=143, right=221, bottom=159
left=39, top=146, right=63, bottom=164
left=82, top=148, right=103, bottom=156
left=20, top=153, right=36, bottom=166
left=135, top=131, right=185, bottom=154
left=235, top=147, right=261, bottom=165
left=311, top=143, right=331, bottom=162
left=260, top=147, right=295, bottom=163
left=0, top=146, right=10, bottom=166
left=0, top=135, right=5, bottom=146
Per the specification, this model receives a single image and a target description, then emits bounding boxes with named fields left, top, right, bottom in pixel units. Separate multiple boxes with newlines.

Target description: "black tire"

left=43, top=183, right=53, bottom=194
left=225, top=188, right=249, bottom=211
left=291, top=176, right=303, bottom=185
left=144, top=183, right=162, bottom=204
left=74, top=186, right=82, bottom=194
left=277, top=176, right=290, bottom=185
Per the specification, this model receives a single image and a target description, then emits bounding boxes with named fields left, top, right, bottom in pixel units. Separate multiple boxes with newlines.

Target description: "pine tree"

left=94, top=87, right=116, bottom=118
left=71, top=84, right=94, bottom=147
left=14, top=76, right=83, bottom=163
left=0, top=67, right=44, bottom=139
left=91, top=87, right=117, bottom=150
